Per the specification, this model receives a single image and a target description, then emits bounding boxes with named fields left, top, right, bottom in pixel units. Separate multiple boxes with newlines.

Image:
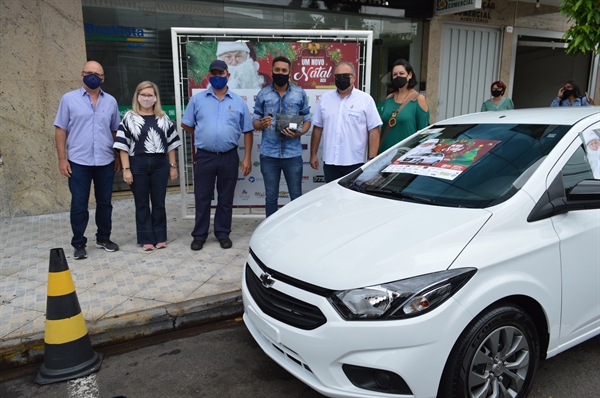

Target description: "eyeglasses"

left=334, top=73, right=354, bottom=79
left=138, top=94, right=156, bottom=98
left=82, top=71, right=104, bottom=78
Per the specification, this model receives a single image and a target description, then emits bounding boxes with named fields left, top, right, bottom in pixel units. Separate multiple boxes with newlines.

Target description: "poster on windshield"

left=185, top=41, right=360, bottom=205
left=383, top=138, right=500, bottom=180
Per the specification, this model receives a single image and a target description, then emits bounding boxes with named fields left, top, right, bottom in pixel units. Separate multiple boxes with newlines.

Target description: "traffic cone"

left=34, top=248, right=102, bottom=385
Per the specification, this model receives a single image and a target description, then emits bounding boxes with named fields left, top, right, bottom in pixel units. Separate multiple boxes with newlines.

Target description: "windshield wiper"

left=362, top=187, right=435, bottom=204
left=347, top=179, right=365, bottom=192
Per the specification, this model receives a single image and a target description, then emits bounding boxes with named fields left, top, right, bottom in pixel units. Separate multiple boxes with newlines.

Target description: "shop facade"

left=1, top=0, right=598, bottom=218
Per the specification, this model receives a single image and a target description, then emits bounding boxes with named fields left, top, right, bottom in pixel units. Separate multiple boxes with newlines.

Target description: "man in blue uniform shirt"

left=181, top=59, right=253, bottom=250
left=253, top=56, right=311, bottom=217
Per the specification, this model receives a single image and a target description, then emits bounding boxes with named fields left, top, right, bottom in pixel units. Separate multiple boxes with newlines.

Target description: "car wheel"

left=438, top=303, right=539, bottom=398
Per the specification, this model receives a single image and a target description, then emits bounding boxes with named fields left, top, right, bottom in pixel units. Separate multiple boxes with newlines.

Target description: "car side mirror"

left=528, top=177, right=600, bottom=222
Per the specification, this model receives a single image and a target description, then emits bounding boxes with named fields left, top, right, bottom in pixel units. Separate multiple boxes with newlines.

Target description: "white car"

left=242, top=107, right=600, bottom=398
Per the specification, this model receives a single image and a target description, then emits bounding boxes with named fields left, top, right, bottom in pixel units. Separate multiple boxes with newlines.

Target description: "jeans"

left=129, top=154, right=170, bottom=245
left=192, top=148, right=239, bottom=241
left=323, top=163, right=364, bottom=183
left=260, top=154, right=303, bottom=217
left=68, top=161, right=115, bottom=247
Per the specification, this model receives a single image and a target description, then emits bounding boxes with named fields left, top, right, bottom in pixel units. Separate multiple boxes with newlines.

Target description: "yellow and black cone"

left=34, top=248, right=102, bottom=385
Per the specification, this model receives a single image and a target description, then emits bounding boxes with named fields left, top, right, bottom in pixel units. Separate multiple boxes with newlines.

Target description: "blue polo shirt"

left=53, top=87, right=120, bottom=166
left=182, top=87, right=253, bottom=153
left=253, top=83, right=311, bottom=158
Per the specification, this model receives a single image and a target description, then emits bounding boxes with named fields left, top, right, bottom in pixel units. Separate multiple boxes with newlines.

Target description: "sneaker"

left=96, top=240, right=119, bottom=252
left=219, top=237, right=232, bottom=249
left=74, top=245, right=87, bottom=260
left=191, top=239, right=205, bottom=251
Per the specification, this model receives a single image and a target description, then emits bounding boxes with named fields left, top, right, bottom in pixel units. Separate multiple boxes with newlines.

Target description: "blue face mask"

left=83, top=74, right=102, bottom=89
left=209, top=75, right=228, bottom=90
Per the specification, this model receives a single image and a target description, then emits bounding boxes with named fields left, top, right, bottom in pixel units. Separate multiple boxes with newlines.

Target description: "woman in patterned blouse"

left=114, top=81, right=182, bottom=251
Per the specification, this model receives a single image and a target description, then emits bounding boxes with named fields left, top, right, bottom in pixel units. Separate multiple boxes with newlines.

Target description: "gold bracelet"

left=122, top=168, right=131, bottom=171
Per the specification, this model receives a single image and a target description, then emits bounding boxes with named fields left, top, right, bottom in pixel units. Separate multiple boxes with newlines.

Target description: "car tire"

left=438, top=302, right=539, bottom=398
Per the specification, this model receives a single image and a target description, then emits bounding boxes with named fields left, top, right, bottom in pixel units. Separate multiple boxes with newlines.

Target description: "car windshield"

left=342, top=123, right=571, bottom=208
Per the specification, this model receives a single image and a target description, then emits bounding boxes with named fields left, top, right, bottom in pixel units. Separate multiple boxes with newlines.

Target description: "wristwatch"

left=170, top=163, right=177, bottom=168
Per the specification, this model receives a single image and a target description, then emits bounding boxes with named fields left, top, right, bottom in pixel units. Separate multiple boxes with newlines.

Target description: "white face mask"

left=138, top=95, right=157, bottom=109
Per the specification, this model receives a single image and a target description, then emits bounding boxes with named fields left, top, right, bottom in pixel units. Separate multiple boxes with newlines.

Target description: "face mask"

left=392, top=76, right=408, bottom=89
left=272, top=73, right=290, bottom=87
left=83, top=74, right=102, bottom=89
left=335, top=75, right=352, bottom=91
left=209, top=75, right=228, bottom=90
left=563, top=88, right=574, bottom=97
left=138, top=95, right=156, bottom=109
left=491, top=89, right=503, bottom=97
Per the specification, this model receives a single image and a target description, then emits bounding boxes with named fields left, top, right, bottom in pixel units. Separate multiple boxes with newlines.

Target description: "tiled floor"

left=0, top=194, right=263, bottom=342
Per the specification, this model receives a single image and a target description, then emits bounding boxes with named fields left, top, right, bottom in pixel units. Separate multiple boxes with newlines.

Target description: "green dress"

left=378, top=95, right=430, bottom=154
left=480, top=97, right=514, bottom=112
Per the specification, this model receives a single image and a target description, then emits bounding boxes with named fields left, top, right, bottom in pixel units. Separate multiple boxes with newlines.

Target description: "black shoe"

left=96, top=240, right=119, bottom=252
left=219, top=237, right=232, bottom=249
left=191, top=239, right=205, bottom=251
left=74, top=245, right=87, bottom=259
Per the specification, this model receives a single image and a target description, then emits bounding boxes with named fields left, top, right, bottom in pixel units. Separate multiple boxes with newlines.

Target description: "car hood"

left=249, top=183, right=492, bottom=290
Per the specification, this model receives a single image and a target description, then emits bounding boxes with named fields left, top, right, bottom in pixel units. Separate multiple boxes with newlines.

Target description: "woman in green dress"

left=480, top=81, right=514, bottom=112
left=378, top=59, right=430, bottom=154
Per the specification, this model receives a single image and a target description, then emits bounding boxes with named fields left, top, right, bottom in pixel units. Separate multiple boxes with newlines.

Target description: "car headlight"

left=328, top=268, right=477, bottom=320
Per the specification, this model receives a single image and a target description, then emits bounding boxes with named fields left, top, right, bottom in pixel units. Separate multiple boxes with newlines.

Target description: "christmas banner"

left=185, top=41, right=361, bottom=206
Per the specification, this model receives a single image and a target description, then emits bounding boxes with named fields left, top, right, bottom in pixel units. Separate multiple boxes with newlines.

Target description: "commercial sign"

left=435, top=0, right=482, bottom=16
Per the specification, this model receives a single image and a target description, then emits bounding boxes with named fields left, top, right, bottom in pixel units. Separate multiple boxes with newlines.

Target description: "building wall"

left=422, top=0, right=599, bottom=122
left=0, top=0, right=86, bottom=218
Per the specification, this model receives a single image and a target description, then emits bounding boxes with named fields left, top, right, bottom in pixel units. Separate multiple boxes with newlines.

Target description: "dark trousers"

left=68, top=161, right=115, bottom=247
left=129, top=154, right=170, bottom=245
left=192, top=148, right=239, bottom=241
left=323, top=163, right=364, bottom=183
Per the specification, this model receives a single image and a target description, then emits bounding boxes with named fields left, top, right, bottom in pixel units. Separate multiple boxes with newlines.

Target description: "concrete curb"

left=0, top=291, right=243, bottom=371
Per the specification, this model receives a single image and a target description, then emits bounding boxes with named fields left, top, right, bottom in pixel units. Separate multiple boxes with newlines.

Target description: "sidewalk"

left=0, top=193, right=264, bottom=370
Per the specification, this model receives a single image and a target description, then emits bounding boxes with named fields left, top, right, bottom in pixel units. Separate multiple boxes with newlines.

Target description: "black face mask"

left=335, top=75, right=352, bottom=91
left=272, top=73, right=290, bottom=87
left=563, top=88, right=574, bottom=98
left=392, top=76, right=408, bottom=89
left=491, top=89, right=503, bottom=97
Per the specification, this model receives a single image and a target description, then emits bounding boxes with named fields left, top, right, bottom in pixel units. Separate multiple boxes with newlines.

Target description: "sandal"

left=143, top=244, right=155, bottom=251
left=156, top=242, right=167, bottom=249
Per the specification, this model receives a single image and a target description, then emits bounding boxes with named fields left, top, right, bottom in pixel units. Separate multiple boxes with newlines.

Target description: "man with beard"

left=310, top=61, right=382, bottom=183
left=210, top=42, right=271, bottom=89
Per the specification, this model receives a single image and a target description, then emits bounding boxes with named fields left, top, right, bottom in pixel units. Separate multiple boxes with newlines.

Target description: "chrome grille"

left=245, top=264, right=327, bottom=330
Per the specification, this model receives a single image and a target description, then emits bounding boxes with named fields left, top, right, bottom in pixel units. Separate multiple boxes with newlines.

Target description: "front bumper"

left=242, top=257, right=474, bottom=398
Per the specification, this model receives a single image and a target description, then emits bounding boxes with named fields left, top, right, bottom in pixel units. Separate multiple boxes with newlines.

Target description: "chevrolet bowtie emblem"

left=260, top=272, right=275, bottom=288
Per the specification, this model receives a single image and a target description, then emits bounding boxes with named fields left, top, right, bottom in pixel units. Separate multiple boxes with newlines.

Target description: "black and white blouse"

left=114, top=111, right=181, bottom=156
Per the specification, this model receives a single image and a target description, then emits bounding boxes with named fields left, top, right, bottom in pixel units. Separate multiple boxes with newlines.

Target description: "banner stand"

left=171, top=28, right=373, bottom=220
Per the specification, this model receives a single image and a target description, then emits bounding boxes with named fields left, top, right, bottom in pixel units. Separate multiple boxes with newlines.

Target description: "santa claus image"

left=206, top=41, right=271, bottom=89
left=583, top=129, right=600, bottom=179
